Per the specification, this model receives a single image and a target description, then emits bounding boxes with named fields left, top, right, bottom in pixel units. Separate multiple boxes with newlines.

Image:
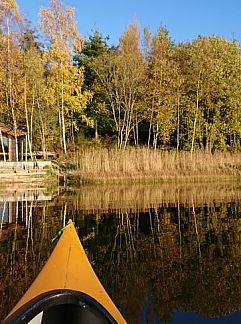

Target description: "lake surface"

left=1, top=182, right=241, bottom=323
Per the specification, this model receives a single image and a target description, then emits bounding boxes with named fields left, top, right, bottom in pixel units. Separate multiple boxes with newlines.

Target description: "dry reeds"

left=64, top=147, right=241, bottom=182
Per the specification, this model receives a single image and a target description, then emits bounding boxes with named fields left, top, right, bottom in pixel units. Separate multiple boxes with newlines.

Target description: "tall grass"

left=63, top=147, right=241, bottom=182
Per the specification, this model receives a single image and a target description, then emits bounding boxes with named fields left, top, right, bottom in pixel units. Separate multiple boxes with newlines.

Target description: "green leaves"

left=174, top=36, right=241, bottom=151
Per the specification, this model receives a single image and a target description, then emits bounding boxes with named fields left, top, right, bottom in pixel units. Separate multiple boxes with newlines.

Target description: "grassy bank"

left=60, top=147, right=241, bottom=184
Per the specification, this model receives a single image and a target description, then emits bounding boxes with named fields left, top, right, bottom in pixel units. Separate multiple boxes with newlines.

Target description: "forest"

left=1, top=0, right=241, bottom=157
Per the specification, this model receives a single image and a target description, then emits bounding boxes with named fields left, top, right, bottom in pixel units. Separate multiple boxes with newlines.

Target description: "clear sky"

left=17, top=0, right=241, bottom=45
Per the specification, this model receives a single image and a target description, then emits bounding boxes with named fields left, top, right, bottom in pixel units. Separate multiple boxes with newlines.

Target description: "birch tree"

left=91, top=21, right=146, bottom=148
left=39, top=0, right=91, bottom=154
left=146, top=27, right=177, bottom=149
left=0, top=0, right=23, bottom=160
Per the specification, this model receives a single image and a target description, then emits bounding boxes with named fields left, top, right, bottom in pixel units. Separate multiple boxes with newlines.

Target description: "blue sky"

left=17, top=0, right=241, bottom=45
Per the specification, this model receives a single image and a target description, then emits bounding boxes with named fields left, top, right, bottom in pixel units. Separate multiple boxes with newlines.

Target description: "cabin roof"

left=0, top=122, right=26, bottom=137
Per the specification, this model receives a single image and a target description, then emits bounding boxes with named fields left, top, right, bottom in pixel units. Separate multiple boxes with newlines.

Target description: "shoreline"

left=65, top=174, right=241, bottom=185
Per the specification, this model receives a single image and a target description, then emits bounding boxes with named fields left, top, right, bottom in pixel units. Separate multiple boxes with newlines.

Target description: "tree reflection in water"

left=0, top=192, right=63, bottom=320
left=79, top=201, right=241, bottom=323
left=1, top=184, right=241, bottom=323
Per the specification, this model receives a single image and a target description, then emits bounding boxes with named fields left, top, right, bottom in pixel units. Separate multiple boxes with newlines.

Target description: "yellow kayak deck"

left=5, top=220, right=126, bottom=323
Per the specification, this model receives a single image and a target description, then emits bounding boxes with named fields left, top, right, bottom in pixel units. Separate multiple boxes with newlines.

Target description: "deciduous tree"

left=39, top=0, right=92, bottom=154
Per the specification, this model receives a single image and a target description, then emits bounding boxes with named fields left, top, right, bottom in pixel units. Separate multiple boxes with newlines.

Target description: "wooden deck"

left=0, top=161, right=53, bottom=183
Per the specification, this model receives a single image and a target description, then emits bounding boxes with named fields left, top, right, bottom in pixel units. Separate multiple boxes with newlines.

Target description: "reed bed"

left=64, top=147, right=241, bottom=182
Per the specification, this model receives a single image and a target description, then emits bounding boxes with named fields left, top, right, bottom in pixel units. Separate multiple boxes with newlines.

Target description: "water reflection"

left=0, top=189, right=52, bottom=240
left=76, top=202, right=241, bottom=323
left=1, top=183, right=241, bottom=323
left=71, top=183, right=241, bottom=323
left=0, top=187, right=63, bottom=320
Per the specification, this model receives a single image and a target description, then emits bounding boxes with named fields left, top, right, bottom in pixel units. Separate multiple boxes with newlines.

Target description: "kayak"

left=4, top=219, right=127, bottom=323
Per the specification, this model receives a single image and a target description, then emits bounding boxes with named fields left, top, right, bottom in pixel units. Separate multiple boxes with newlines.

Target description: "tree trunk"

left=24, top=75, right=33, bottom=160
left=95, top=119, right=99, bottom=140
left=153, top=124, right=159, bottom=150
left=61, top=76, right=67, bottom=155
left=7, top=18, right=18, bottom=161
left=148, top=116, right=153, bottom=148
left=176, top=91, right=180, bottom=152
left=191, top=76, right=201, bottom=156
left=37, top=96, right=47, bottom=159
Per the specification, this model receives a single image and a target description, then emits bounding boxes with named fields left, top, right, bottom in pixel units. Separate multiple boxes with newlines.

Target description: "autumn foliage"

left=1, top=0, right=241, bottom=155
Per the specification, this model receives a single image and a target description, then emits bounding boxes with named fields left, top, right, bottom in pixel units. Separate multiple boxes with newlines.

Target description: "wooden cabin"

left=0, top=123, right=27, bottom=161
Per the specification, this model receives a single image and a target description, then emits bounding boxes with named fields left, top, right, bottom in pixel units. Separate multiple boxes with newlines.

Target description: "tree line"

left=1, top=0, right=241, bottom=155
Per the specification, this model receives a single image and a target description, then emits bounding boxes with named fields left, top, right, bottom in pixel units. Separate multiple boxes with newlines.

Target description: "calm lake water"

left=1, top=182, right=241, bottom=323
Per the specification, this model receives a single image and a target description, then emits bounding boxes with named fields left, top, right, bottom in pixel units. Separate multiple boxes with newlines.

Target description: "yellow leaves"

left=43, top=48, right=93, bottom=130
left=119, top=20, right=140, bottom=54
left=0, top=0, right=19, bottom=15
left=74, top=35, right=85, bottom=53
left=39, top=0, right=83, bottom=56
left=82, top=115, right=94, bottom=128
left=0, top=0, right=22, bottom=29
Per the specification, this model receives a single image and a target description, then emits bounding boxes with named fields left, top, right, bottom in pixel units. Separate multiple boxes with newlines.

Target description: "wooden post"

left=0, top=130, right=6, bottom=162
left=25, top=135, right=27, bottom=161
left=11, top=136, right=16, bottom=161
left=9, top=136, right=13, bottom=161
left=21, top=138, right=24, bottom=161
left=8, top=202, right=13, bottom=223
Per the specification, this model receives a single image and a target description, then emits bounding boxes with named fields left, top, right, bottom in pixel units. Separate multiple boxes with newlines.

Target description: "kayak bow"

left=4, top=220, right=126, bottom=323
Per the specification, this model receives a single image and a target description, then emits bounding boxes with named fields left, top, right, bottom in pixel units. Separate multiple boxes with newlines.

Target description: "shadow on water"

left=1, top=182, right=241, bottom=323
